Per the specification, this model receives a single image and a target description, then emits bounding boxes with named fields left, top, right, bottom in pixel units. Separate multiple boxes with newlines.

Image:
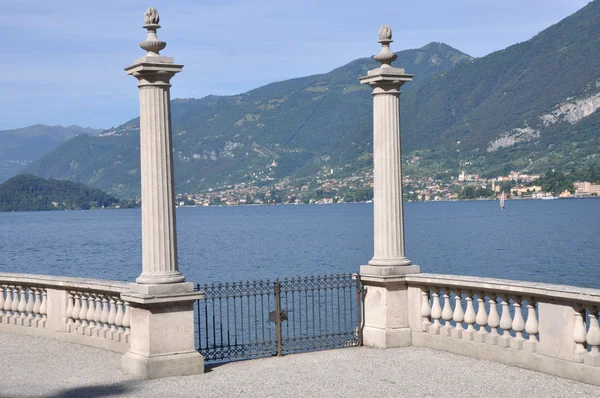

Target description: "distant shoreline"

left=4, top=195, right=599, bottom=213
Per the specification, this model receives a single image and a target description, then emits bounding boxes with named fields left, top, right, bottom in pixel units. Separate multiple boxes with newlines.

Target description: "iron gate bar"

left=195, top=273, right=363, bottom=363
left=274, top=281, right=283, bottom=356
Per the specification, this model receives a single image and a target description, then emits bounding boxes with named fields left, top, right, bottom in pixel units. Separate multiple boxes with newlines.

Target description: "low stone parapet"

left=0, top=272, right=131, bottom=353
left=405, top=273, right=600, bottom=386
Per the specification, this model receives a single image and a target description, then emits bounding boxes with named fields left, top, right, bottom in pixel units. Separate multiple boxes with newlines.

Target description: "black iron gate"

left=195, top=273, right=363, bottom=363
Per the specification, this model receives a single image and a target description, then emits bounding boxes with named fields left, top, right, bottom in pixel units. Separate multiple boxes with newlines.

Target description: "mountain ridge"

left=0, top=124, right=103, bottom=140
left=23, top=0, right=600, bottom=196
left=25, top=42, right=472, bottom=197
left=0, top=124, right=104, bottom=182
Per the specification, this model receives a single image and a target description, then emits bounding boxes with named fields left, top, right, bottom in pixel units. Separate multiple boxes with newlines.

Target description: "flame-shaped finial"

left=378, top=24, right=392, bottom=41
left=144, top=7, right=160, bottom=25
left=140, top=7, right=166, bottom=56
left=374, top=24, right=397, bottom=67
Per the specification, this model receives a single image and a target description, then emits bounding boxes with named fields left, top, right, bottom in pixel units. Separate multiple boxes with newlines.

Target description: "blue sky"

left=0, top=0, right=591, bottom=130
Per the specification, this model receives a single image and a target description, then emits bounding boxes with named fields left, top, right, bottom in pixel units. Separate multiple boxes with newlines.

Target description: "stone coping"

left=0, top=272, right=129, bottom=294
left=406, top=273, right=600, bottom=305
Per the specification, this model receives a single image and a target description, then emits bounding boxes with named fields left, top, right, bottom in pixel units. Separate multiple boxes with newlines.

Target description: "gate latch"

left=269, top=310, right=288, bottom=322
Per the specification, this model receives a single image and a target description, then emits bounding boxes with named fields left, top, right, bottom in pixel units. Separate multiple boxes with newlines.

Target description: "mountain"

left=24, top=2, right=600, bottom=196
left=26, top=0, right=600, bottom=196
left=0, top=174, right=120, bottom=212
left=0, top=125, right=103, bottom=182
left=24, top=43, right=471, bottom=197
left=401, top=0, right=600, bottom=177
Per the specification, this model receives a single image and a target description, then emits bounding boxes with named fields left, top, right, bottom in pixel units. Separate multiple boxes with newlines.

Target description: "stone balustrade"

left=419, top=286, right=538, bottom=350
left=0, top=273, right=131, bottom=353
left=65, top=290, right=130, bottom=344
left=405, top=273, right=600, bottom=385
left=0, top=285, right=47, bottom=328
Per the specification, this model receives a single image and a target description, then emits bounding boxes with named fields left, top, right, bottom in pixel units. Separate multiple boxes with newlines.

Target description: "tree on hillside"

left=459, top=185, right=476, bottom=199
left=536, top=171, right=574, bottom=196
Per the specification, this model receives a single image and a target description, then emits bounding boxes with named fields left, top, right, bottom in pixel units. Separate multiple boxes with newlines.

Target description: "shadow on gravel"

left=49, top=381, right=142, bottom=398
left=203, top=357, right=258, bottom=372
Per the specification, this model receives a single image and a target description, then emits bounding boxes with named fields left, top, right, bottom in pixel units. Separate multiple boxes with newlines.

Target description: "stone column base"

left=363, top=325, right=412, bottom=348
left=121, top=285, right=205, bottom=379
left=122, top=350, right=203, bottom=379
left=360, top=264, right=420, bottom=349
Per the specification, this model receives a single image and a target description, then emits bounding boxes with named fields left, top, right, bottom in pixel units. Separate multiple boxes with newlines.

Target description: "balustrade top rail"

left=406, top=273, right=600, bottom=304
left=0, top=273, right=129, bottom=294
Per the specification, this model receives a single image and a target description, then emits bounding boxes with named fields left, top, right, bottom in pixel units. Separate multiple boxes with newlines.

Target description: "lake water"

left=0, top=200, right=599, bottom=288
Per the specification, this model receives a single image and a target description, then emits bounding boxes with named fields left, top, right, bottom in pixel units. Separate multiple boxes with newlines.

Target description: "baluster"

left=474, top=292, right=488, bottom=343
left=420, top=288, right=431, bottom=332
left=486, top=294, right=500, bottom=345
left=18, top=287, right=27, bottom=323
left=32, top=288, right=42, bottom=327
left=429, top=288, right=442, bottom=334
left=499, top=295, right=513, bottom=348
left=65, top=292, right=74, bottom=330
left=573, top=305, right=587, bottom=362
left=0, top=285, right=5, bottom=321
left=93, top=294, right=103, bottom=336
left=451, top=289, right=464, bottom=339
left=585, top=306, right=600, bottom=367
left=85, top=294, right=95, bottom=335
left=4, top=286, right=13, bottom=319
left=122, top=302, right=131, bottom=341
left=11, top=286, right=20, bottom=325
left=108, top=297, right=118, bottom=335
left=100, top=296, right=110, bottom=338
left=115, top=299, right=124, bottom=341
left=510, top=296, right=525, bottom=350
left=25, top=288, right=35, bottom=322
left=463, top=290, right=476, bottom=341
left=441, top=288, right=453, bottom=337
left=79, top=293, right=89, bottom=333
left=71, top=292, right=81, bottom=330
left=523, top=297, right=538, bottom=353
left=39, top=289, right=47, bottom=326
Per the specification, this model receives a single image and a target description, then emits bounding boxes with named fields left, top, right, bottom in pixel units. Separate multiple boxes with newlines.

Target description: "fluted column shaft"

left=127, top=63, right=184, bottom=284
left=367, top=83, right=410, bottom=266
left=138, top=81, right=181, bottom=284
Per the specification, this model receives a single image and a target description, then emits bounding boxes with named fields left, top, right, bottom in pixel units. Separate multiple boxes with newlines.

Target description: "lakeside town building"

left=574, top=181, right=600, bottom=196
left=176, top=168, right=599, bottom=205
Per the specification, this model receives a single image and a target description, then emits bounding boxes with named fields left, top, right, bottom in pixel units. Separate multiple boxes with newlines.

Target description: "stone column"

left=121, top=8, right=203, bottom=378
left=358, top=25, right=420, bottom=348
left=126, top=8, right=183, bottom=286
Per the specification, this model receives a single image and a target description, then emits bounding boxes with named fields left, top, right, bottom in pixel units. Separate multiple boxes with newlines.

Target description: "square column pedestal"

left=360, top=264, right=420, bottom=348
left=121, top=283, right=204, bottom=378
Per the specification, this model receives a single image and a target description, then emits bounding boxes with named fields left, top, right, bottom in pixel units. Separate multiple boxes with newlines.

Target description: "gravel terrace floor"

left=1, top=332, right=600, bottom=398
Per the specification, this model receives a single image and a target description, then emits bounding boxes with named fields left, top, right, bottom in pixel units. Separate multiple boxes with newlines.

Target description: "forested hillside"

left=0, top=174, right=120, bottom=211
left=403, top=0, right=600, bottom=177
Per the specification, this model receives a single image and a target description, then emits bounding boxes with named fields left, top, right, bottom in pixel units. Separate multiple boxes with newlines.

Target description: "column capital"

left=124, top=7, right=184, bottom=85
left=125, top=61, right=183, bottom=87
left=125, top=59, right=183, bottom=77
left=360, top=24, right=413, bottom=88
left=359, top=68, right=413, bottom=89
